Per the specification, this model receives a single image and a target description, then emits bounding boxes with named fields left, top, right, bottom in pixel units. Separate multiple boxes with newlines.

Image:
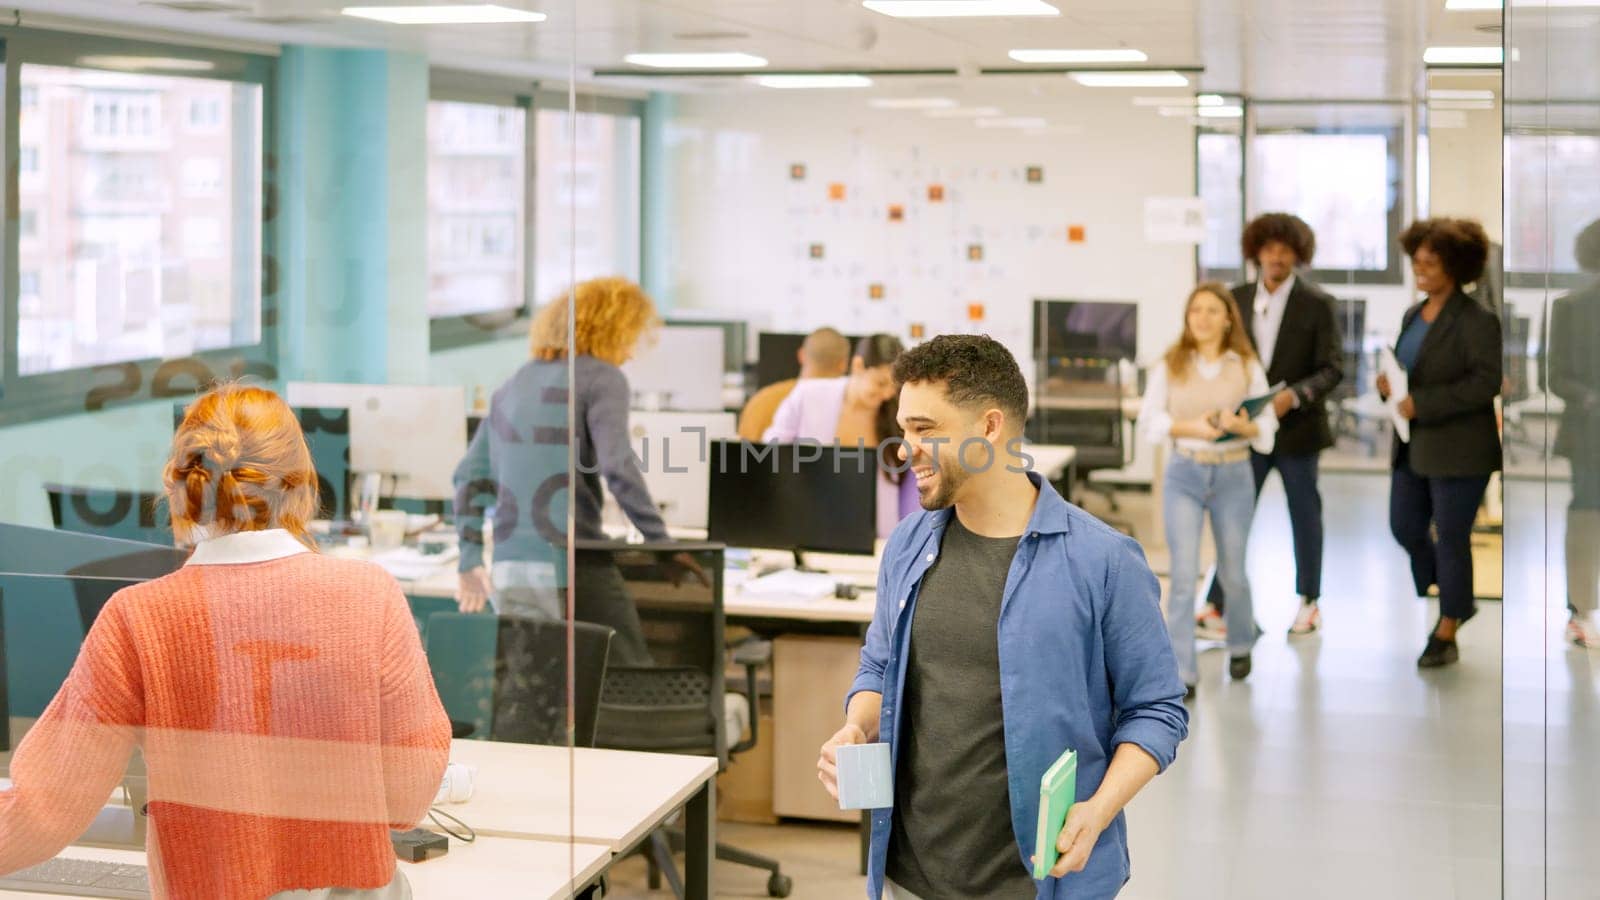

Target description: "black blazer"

left=1390, top=291, right=1503, bottom=478
left=1546, top=281, right=1600, bottom=460
left=1230, top=278, right=1343, bottom=455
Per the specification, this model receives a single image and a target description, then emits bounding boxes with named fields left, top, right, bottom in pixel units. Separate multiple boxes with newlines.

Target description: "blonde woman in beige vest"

left=1138, top=283, right=1279, bottom=696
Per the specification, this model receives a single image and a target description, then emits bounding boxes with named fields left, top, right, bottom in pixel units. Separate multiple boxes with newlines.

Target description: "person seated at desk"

left=0, top=384, right=452, bottom=899
left=453, top=276, right=703, bottom=664
left=737, top=327, right=851, bottom=441
left=762, top=333, right=918, bottom=538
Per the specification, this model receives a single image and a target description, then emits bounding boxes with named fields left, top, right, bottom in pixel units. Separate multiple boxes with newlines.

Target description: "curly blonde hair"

left=529, top=277, right=660, bottom=365
left=165, top=383, right=319, bottom=548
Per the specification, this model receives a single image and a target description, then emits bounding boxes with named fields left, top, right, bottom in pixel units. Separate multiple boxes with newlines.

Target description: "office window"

left=535, top=108, right=641, bottom=298
left=1252, top=132, right=1394, bottom=273
left=187, top=96, right=223, bottom=132
left=182, top=157, right=223, bottom=198
left=19, top=210, right=38, bottom=239
left=1505, top=133, right=1600, bottom=277
left=426, top=99, right=528, bottom=318
left=19, top=145, right=39, bottom=174
left=1199, top=130, right=1244, bottom=275
left=14, top=63, right=262, bottom=377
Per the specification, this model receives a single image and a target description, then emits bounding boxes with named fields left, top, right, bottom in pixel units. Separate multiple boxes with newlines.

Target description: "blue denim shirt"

left=848, top=473, right=1189, bottom=900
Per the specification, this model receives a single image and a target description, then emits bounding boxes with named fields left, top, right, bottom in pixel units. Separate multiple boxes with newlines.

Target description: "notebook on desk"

left=739, top=569, right=839, bottom=599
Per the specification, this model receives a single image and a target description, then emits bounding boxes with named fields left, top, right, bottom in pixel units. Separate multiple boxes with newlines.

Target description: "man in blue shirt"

left=818, top=335, right=1189, bottom=899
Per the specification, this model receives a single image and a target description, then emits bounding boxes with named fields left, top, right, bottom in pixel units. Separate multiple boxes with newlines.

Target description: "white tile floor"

left=604, top=472, right=1598, bottom=899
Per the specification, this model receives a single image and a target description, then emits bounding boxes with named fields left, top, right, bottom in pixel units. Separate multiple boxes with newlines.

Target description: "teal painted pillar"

left=276, top=47, right=428, bottom=385
left=641, top=91, right=676, bottom=312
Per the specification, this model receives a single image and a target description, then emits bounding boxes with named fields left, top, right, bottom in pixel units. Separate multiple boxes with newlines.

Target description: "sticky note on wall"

left=1068, top=225, right=1086, bottom=243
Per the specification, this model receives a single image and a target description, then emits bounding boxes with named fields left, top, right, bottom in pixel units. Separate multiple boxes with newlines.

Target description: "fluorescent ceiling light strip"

left=623, top=52, right=769, bottom=69
left=1444, top=0, right=1500, bottom=8
left=1197, top=105, right=1244, bottom=118
left=862, top=0, right=1060, bottom=18
left=925, top=106, right=1002, bottom=118
left=975, top=116, right=1048, bottom=128
left=1134, top=93, right=1226, bottom=108
left=1423, top=46, right=1503, bottom=64
left=1008, top=48, right=1147, bottom=63
left=753, top=75, right=873, bottom=89
left=1071, top=71, right=1189, bottom=87
left=341, top=4, right=546, bottom=24
left=78, top=55, right=216, bottom=71
left=1428, top=89, right=1495, bottom=100
left=870, top=97, right=958, bottom=109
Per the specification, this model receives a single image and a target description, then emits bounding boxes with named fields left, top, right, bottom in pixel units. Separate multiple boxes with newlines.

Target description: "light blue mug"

left=836, top=742, right=894, bottom=810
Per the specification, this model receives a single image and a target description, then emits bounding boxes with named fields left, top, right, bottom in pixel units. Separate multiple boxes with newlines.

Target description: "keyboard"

left=0, top=857, right=150, bottom=898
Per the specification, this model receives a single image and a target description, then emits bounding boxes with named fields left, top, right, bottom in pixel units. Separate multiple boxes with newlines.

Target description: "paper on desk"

left=741, top=569, right=837, bottom=599
left=1378, top=346, right=1411, bottom=444
left=369, top=546, right=459, bottom=581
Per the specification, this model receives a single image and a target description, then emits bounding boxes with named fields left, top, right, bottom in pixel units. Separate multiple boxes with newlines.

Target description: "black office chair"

left=1026, top=359, right=1130, bottom=521
left=424, top=612, right=614, bottom=747
left=583, top=540, right=792, bottom=899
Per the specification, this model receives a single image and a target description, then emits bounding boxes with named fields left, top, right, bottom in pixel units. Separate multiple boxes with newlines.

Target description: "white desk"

left=442, top=739, right=716, bottom=856
left=0, top=838, right=611, bottom=900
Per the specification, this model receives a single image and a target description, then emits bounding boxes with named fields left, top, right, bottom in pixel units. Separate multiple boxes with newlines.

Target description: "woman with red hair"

left=0, top=383, right=451, bottom=899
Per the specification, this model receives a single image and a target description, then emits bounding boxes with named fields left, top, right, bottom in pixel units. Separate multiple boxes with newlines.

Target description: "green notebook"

left=1211, top=382, right=1286, bottom=443
left=1032, top=748, right=1078, bottom=880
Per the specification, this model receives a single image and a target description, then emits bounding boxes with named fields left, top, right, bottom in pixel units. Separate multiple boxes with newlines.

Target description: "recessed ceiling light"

left=869, top=97, right=959, bottom=109
left=341, top=4, right=545, bottom=24
left=924, top=106, right=1003, bottom=118
left=1197, top=105, right=1244, bottom=118
left=753, top=74, right=874, bottom=89
left=1196, top=94, right=1225, bottom=106
left=78, top=55, right=217, bottom=71
left=863, top=0, right=1059, bottom=18
left=624, top=52, right=769, bottom=69
left=1428, top=88, right=1496, bottom=100
left=1008, top=48, right=1148, bottom=64
left=1423, top=46, right=1503, bottom=65
left=975, top=116, right=1048, bottom=128
left=1071, top=71, right=1189, bottom=87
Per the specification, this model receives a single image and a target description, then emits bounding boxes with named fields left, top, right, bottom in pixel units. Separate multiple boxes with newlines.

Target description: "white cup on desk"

left=369, top=510, right=409, bottom=549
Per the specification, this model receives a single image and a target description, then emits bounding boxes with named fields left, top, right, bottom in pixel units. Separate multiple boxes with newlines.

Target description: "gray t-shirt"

left=886, top=516, right=1036, bottom=899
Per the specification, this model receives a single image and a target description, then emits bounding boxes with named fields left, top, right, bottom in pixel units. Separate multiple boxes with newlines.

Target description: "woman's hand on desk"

left=661, top=551, right=712, bottom=589
left=457, top=567, right=492, bottom=614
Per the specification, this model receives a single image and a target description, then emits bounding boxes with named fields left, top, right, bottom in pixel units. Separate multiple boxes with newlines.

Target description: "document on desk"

left=741, top=569, right=837, bottom=599
left=369, top=546, right=459, bottom=581
left=1378, top=346, right=1411, bottom=444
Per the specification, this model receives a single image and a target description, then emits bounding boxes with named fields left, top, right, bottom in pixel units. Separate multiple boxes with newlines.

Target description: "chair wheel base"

left=767, top=873, right=793, bottom=897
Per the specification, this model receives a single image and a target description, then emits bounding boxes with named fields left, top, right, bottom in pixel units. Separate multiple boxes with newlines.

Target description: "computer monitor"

left=754, top=331, right=867, bottom=390
left=0, top=525, right=186, bottom=751
left=172, top=402, right=351, bottom=520
left=44, top=484, right=171, bottom=546
left=621, top=326, right=727, bottom=411
left=1033, top=300, right=1138, bottom=362
left=706, top=440, right=877, bottom=556
left=285, top=383, right=466, bottom=501
left=665, top=318, right=751, bottom=375
left=627, top=410, right=738, bottom=530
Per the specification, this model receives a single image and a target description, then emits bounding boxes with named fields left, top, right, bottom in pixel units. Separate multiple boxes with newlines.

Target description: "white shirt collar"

left=1258, top=273, right=1296, bottom=307
left=185, top=528, right=310, bottom=566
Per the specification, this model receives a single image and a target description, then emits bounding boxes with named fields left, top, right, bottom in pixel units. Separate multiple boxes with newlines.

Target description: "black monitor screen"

left=706, top=440, right=877, bottom=555
left=1033, top=300, right=1137, bottom=361
left=755, top=331, right=867, bottom=390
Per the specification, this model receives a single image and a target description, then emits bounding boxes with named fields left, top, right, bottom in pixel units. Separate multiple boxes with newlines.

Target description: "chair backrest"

left=1027, top=359, right=1125, bottom=470
left=425, top=612, right=614, bottom=747
left=582, top=540, right=731, bottom=766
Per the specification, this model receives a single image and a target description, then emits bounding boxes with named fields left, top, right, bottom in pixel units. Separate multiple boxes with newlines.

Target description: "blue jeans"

left=1206, top=449, right=1324, bottom=608
left=1164, top=455, right=1259, bottom=684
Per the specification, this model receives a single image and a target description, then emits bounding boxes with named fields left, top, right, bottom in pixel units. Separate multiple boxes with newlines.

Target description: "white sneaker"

left=1289, top=602, right=1321, bottom=637
left=1567, top=614, right=1600, bottom=649
left=1195, top=604, right=1227, bottom=641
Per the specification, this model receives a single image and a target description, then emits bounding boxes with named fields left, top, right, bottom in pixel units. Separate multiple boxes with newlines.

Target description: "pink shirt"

left=762, top=377, right=918, bottom=538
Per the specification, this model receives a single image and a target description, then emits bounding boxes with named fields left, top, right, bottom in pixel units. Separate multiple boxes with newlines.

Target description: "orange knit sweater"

left=0, top=553, right=452, bottom=899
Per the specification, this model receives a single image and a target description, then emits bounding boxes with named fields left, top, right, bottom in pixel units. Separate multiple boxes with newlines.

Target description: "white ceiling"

left=9, top=0, right=1513, bottom=99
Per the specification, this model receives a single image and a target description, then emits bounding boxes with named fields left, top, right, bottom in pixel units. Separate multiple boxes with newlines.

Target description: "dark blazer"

left=1546, top=281, right=1600, bottom=460
left=1390, top=290, right=1503, bottom=478
left=1230, top=277, right=1343, bottom=455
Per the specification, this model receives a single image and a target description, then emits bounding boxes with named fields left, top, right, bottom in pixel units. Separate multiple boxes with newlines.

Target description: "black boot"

left=1417, top=635, right=1459, bottom=668
left=1229, top=653, right=1252, bottom=680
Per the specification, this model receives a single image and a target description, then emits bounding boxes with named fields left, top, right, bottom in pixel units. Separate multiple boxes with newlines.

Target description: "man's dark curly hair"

left=1400, top=217, right=1491, bottom=287
left=892, top=334, right=1029, bottom=429
left=1241, top=213, right=1316, bottom=267
left=1574, top=218, right=1600, bottom=274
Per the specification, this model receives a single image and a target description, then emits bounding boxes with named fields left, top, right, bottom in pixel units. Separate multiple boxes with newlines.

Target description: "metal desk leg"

left=685, top=777, right=716, bottom=900
left=859, top=810, right=870, bottom=875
